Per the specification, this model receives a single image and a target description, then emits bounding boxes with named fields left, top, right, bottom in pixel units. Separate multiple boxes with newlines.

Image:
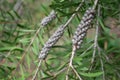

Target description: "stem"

left=63, top=0, right=85, bottom=28
left=92, top=0, right=99, bottom=10
left=32, top=59, right=42, bottom=80
left=12, top=26, right=42, bottom=75
left=89, top=0, right=99, bottom=71
left=71, top=65, right=82, bottom=80
left=97, top=5, right=105, bottom=80
left=66, top=46, right=76, bottom=80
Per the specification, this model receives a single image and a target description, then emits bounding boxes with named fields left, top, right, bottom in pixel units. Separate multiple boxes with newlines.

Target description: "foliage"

left=0, top=0, right=120, bottom=80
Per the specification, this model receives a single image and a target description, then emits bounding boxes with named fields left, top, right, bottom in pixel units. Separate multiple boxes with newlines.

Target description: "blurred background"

left=0, top=0, right=120, bottom=80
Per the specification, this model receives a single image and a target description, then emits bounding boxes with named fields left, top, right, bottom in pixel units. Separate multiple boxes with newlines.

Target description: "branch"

left=97, top=5, right=105, bottom=80
left=89, top=17, right=99, bottom=71
left=80, top=44, right=94, bottom=56
left=63, top=0, right=85, bottom=28
left=89, top=0, right=99, bottom=70
left=71, top=65, right=82, bottom=80
left=32, top=59, right=42, bottom=80
left=33, top=0, right=85, bottom=79
left=66, top=46, right=83, bottom=80
left=92, top=0, right=99, bottom=10
left=66, top=0, right=99, bottom=79
left=66, top=46, right=77, bottom=80
left=12, top=26, right=42, bottom=75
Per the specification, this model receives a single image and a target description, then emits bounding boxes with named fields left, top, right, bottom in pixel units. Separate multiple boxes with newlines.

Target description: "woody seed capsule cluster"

left=41, top=10, right=57, bottom=26
left=39, top=25, right=65, bottom=59
left=72, top=7, right=95, bottom=49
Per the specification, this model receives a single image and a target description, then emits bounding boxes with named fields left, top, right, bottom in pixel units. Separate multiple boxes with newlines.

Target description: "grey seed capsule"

left=39, top=25, right=65, bottom=59
left=40, top=10, right=57, bottom=27
left=72, top=7, right=95, bottom=49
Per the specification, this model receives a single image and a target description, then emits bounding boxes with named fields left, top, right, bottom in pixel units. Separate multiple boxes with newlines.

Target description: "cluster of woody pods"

left=39, top=7, right=95, bottom=60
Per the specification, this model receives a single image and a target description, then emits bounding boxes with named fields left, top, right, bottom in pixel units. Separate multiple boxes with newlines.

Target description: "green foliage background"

left=0, top=0, right=120, bottom=80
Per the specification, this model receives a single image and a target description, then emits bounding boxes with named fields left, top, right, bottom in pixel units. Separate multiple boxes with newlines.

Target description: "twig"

left=69, top=46, right=76, bottom=69
left=33, top=0, right=85, bottom=79
left=67, top=6, right=95, bottom=80
left=98, top=47, right=105, bottom=80
left=92, top=0, right=99, bottom=10
left=80, top=44, right=94, bottom=56
left=66, top=46, right=77, bottom=80
left=53, top=68, right=67, bottom=78
left=66, top=46, right=83, bottom=80
left=89, top=0, right=99, bottom=71
left=90, top=4, right=105, bottom=80
left=19, top=26, right=42, bottom=64
left=71, top=65, right=82, bottom=80
left=12, top=26, right=42, bottom=75
left=32, top=59, right=42, bottom=80
left=89, top=18, right=99, bottom=70
left=97, top=5, right=105, bottom=80
left=63, top=0, right=85, bottom=28
left=66, top=65, right=71, bottom=80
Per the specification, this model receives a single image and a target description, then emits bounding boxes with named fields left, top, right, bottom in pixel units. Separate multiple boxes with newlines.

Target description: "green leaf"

left=20, top=65, right=25, bottom=80
left=79, top=72, right=103, bottom=77
left=0, top=47, right=23, bottom=51
left=32, top=37, right=39, bottom=55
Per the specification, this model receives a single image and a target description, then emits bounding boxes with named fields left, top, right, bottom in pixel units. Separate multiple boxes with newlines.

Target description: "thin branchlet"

left=66, top=7, right=95, bottom=80
left=72, top=7, right=95, bottom=49
left=39, top=25, right=65, bottom=59
left=41, top=10, right=57, bottom=26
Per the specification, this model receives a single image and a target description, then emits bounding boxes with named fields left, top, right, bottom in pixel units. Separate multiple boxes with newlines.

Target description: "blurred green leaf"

left=0, top=47, right=23, bottom=51
left=80, top=72, right=103, bottom=77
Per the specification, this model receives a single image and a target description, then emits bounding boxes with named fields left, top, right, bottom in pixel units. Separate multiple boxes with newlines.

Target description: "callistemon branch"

left=12, top=10, right=57, bottom=76
left=66, top=0, right=99, bottom=79
left=32, top=25, right=65, bottom=80
left=72, top=7, right=95, bottom=49
left=41, top=10, right=57, bottom=26
left=39, top=0, right=85, bottom=60
left=32, top=1, right=85, bottom=79
left=39, top=25, right=65, bottom=59
left=66, top=7, right=95, bottom=80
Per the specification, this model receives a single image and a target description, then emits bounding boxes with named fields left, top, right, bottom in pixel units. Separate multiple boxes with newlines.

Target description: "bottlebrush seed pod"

left=41, top=10, right=57, bottom=26
left=49, top=10, right=56, bottom=19
left=72, top=7, right=95, bottom=49
left=39, top=25, right=65, bottom=59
